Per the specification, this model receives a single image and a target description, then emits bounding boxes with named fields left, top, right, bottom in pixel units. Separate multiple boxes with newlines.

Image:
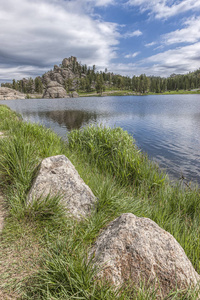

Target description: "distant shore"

left=1, top=86, right=200, bottom=100
left=79, top=89, right=200, bottom=97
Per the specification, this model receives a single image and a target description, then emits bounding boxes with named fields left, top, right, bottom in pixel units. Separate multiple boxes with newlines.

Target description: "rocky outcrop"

left=0, top=87, right=26, bottom=100
left=62, top=56, right=77, bottom=68
left=41, top=57, right=82, bottom=98
left=90, top=213, right=200, bottom=297
left=41, top=58, right=81, bottom=98
left=42, top=56, right=80, bottom=98
left=42, top=81, right=69, bottom=99
left=27, top=155, right=97, bottom=219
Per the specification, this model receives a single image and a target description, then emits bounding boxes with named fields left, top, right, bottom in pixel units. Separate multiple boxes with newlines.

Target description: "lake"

left=0, top=94, right=200, bottom=185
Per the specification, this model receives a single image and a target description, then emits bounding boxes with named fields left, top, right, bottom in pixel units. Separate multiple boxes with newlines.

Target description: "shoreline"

left=1, top=88, right=200, bottom=101
left=79, top=89, right=200, bottom=97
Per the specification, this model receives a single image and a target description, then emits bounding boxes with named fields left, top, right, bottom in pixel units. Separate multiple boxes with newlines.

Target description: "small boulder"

left=90, top=213, right=200, bottom=297
left=71, top=91, right=79, bottom=98
left=27, top=155, right=96, bottom=219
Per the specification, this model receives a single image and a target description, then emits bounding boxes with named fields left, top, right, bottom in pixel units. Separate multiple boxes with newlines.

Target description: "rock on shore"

left=27, top=155, right=97, bottom=219
left=0, top=87, right=26, bottom=100
left=90, top=213, right=200, bottom=297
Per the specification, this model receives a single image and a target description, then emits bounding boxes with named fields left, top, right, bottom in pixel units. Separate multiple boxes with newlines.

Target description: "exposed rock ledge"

left=0, top=87, right=26, bottom=100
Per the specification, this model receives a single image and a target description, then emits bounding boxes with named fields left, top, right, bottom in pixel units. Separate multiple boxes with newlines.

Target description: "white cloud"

left=110, top=42, right=200, bottom=77
left=145, top=41, right=156, bottom=47
left=92, top=0, right=115, bottom=6
left=124, top=30, right=143, bottom=38
left=0, top=0, right=119, bottom=82
left=125, top=52, right=140, bottom=58
left=162, top=16, right=200, bottom=45
left=153, top=45, right=164, bottom=51
left=127, top=0, right=200, bottom=19
left=143, top=42, right=200, bottom=75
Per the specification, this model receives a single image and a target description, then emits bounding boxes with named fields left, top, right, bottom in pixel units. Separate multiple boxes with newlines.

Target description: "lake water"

left=1, top=95, right=200, bottom=185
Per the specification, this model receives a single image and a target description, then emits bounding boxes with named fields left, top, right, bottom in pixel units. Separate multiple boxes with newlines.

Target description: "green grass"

left=148, top=89, right=200, bottom=95
left=0, top=104, right=199, bottom=299
left=78, top=89, right=136, bottom=97
left=68, top=125, right=166, bottom=190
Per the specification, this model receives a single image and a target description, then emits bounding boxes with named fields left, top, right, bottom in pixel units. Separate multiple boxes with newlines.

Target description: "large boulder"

left=0, top=87, right=26, bottom=100
left=27, top=155, right=96, bottom=219
left=43, top=81, right=69, bottom=98
left=90, top=213, right=200, bottom=297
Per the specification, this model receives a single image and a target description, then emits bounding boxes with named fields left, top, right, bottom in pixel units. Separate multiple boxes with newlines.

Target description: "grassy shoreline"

left=21, top=89, right=200, bottom=99
left=79, top=89, right=200, bottom=97
left=0, top=105, right=199, bottom=299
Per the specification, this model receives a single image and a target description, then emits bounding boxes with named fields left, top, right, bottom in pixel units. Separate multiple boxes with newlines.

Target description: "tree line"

left=1, top=62, right=200, bottom=94
left=76, top=68, right=200, bottom=94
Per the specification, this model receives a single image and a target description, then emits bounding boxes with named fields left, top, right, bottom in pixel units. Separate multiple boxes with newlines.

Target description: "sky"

left=1, top=0, right=200, bottom=83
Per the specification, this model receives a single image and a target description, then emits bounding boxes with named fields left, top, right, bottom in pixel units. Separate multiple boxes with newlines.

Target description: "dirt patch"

left=0, top=222, right=42, bottom=299
left=0, top=191, right=6, bottom=233
left=0, top=187, right=41, bottom=298
left=0, top=131, right=7, bottom=139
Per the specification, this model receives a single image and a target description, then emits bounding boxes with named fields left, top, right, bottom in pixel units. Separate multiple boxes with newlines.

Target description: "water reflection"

left=28, top=110, right=98, bottom=130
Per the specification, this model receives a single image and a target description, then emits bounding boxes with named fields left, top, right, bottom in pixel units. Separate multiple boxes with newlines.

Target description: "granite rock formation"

left=42, top=81, right=69, bottom=99
left=41, top=56, right=81, bottom=98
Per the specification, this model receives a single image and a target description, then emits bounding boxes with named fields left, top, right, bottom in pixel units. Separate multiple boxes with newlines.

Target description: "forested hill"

left=1, top=56, right=200, bottom=95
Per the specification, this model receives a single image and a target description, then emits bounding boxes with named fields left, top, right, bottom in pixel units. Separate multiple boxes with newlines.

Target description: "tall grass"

left=68, top=125, right=166, bottom=190
left=0, top=105, right=66, bottom=219
left=0, top=105, right=199, bottom=299
left=67, top=125, right=200, bottom=271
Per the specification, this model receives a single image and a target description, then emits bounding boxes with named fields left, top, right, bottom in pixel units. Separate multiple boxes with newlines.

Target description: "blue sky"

left=1, top=0, right=200, bottom=83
